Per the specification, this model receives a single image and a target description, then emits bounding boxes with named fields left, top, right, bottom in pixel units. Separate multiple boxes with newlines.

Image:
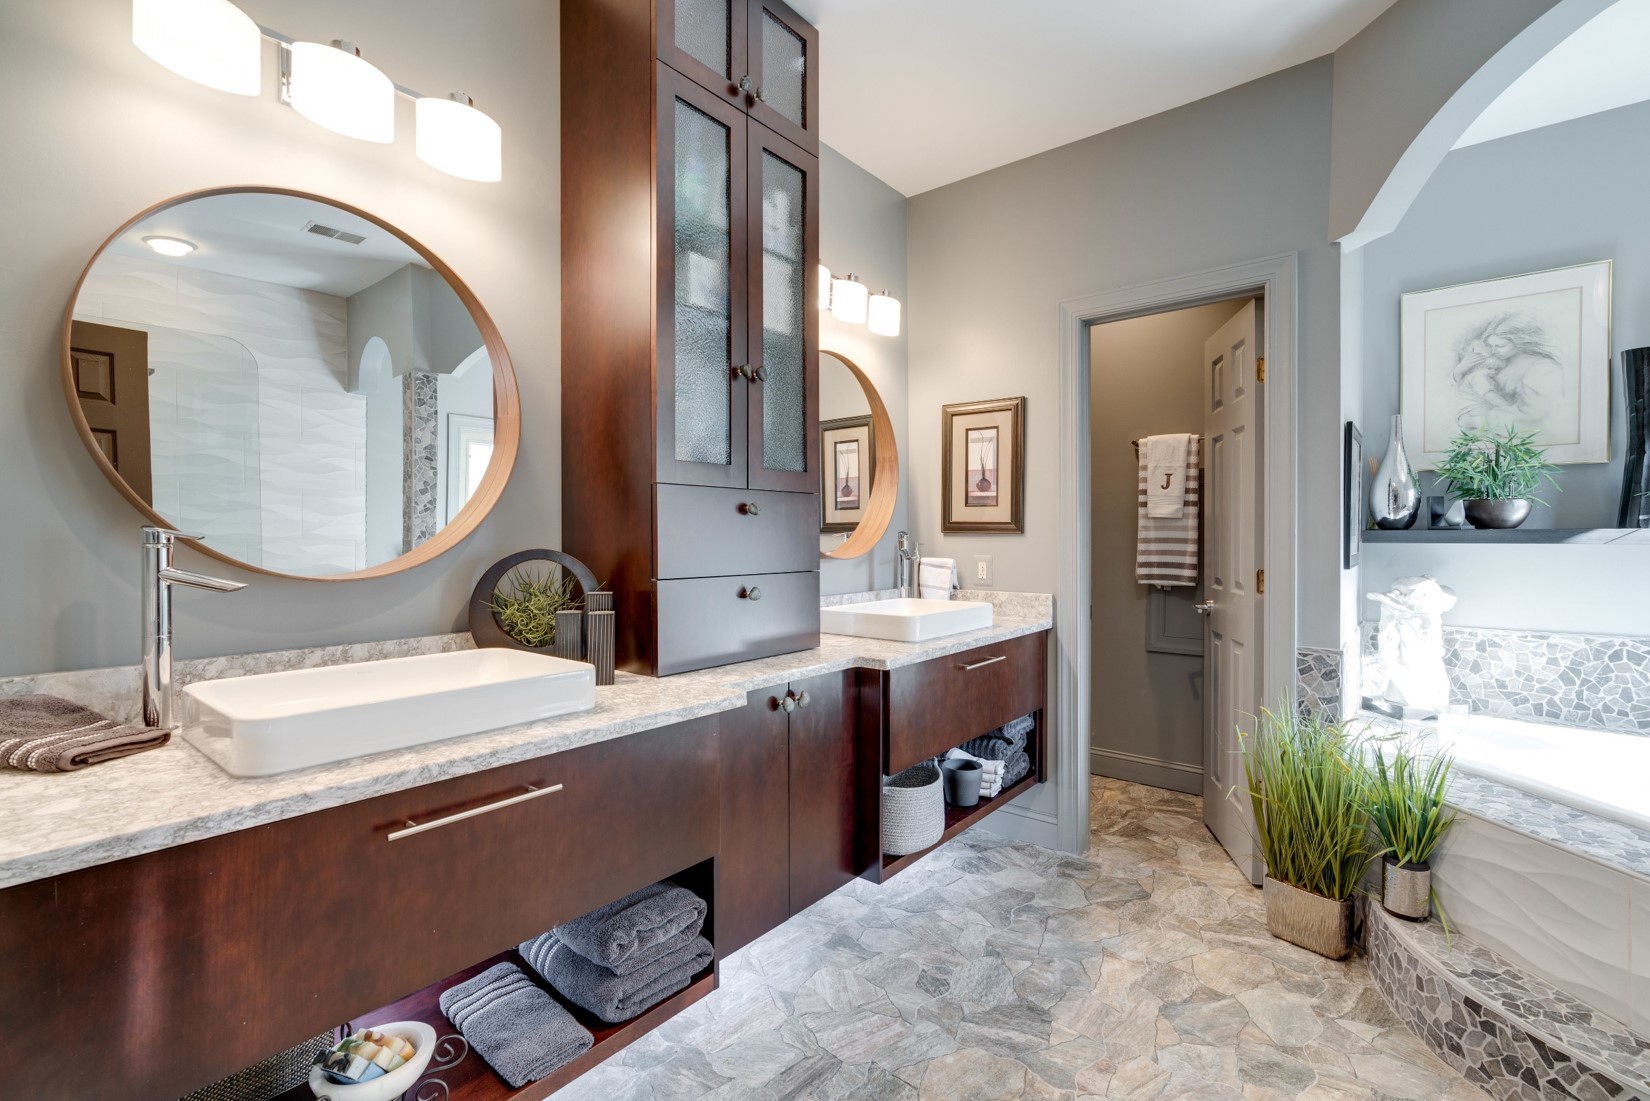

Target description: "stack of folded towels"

left=943, top=746, right=1007, bottom=799
left=958, top=714, right=1034, bottom=789
left=438, top=962, right=593, bottom=1088
left=520, top=881, right=712, bottom=1025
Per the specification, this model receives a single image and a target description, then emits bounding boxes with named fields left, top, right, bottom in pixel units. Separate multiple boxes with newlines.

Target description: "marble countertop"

left=0, top=603, right=1051, bottom=890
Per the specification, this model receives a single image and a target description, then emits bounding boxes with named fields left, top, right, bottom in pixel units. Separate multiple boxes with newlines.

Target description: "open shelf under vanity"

left=270, top=950, right=717, bottom=1101
left=879, top=771, right=1040, bottom=880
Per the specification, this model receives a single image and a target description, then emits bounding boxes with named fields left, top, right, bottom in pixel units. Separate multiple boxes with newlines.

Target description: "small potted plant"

left=487, top=567, right=581, bottom=650
left=1368, top=741, right=1458, bottom=921
left=1241, top=706, right=1375, bottom=960
left=1434, top=425, right=1559, bottom=530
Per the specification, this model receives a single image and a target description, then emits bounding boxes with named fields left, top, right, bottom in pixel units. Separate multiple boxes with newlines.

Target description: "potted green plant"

left=487, top=567, right=581, bottom=649
left=1241, top=706, right=1375, bottom=960
left=1368, top=742, right=1458, bottom=921
left=1433, top=425, right=1559, bottom=530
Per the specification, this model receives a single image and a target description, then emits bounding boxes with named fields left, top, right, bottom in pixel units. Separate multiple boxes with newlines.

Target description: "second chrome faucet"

left=142, top=526, right=245, bottom=730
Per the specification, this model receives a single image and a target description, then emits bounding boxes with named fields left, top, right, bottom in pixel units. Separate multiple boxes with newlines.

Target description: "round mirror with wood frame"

left=60, top=186, right=519, bottom=581
left=819, top=350, right=898, bottom=560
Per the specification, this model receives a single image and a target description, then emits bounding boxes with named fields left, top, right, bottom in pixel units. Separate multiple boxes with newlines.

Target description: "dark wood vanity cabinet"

left=0, top=720, right=720, bottom=1101
left=563, top=0, right=822, bottom=676
left=717, top=670, right=876, bottom=954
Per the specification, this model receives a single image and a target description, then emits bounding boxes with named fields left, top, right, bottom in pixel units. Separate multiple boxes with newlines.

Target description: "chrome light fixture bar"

left=818, top=264, right=900, bottom=337
left=131, top=0, right=503, bottom=181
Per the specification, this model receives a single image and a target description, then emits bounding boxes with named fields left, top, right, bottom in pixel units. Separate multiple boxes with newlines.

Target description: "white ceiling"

left=790, top=0, right=1400, bottom=196
left=1455, top=0, right=1650, bottom=149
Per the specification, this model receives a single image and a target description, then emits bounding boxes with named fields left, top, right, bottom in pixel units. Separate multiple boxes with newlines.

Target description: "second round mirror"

left=818, top=350, right=897, bottom=559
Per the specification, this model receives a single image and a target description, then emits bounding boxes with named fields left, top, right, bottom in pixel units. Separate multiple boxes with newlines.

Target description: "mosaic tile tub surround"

left=1366, top=905, right=1650, bottom=1101
left=1362, top=622, right=1650, bottom=736
left=1297, top=646, right=1343, bottom=719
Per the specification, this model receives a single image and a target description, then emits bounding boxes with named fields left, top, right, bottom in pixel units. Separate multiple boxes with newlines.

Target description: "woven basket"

left=882, top=764, right=944, bottom=855
left=179, top=1030, right=335, bottom=1101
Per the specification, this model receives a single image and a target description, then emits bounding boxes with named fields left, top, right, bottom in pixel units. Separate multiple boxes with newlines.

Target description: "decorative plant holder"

left=881, top=765, right=943, bottom=856
left=1382, top=857, right=1432, bottom=921
left=469, top=549, right=600, bottom=654
left=1462, top=497, right=1532, bottom=529
left=1263, top=877, right=1354, bottom=960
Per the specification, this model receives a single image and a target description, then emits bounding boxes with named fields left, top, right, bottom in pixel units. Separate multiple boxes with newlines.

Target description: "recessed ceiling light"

left=143, top=235, right=198, bottom=257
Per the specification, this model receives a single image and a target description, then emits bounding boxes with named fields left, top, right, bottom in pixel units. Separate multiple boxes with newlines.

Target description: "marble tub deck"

left=554, top=779, right=1492, bottom=1101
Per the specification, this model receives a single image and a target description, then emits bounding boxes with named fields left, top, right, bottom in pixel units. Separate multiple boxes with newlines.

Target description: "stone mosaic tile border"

left=1362, top=623, right=1650, bottom=737
left=1366, top=905, right=1649, bottom=1101
left=1297, top=646, right=1342, bottom=720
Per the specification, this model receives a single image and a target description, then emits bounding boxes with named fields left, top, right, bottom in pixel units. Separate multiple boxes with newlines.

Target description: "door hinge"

left=1256, top=569, right=1265, bottom=594
left=1256, top=356, right=1266, bottom=383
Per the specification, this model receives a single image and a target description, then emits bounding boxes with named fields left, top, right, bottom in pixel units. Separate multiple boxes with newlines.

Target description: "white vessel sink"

left=820, top=597, right=993, bottom=642
left=182, top=649, right=596, bottom=777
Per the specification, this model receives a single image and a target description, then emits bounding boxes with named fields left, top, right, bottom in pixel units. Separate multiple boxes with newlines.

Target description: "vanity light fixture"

left=132, top=0, right=262, bottom=96
left=817, top=264, right=833, bottom=311
left=829, top=273, right=869, bottom=325
left=415, top=93, right=503, bottom=182
left=142, top=235, right=198, bottom=257
left=867, top=290, right=902, bottom=337
left=283, top=40, right=395, bottom=144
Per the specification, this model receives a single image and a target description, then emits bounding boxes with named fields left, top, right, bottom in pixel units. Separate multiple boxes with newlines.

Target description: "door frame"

left=1045, top=253, right=1299, bottom=860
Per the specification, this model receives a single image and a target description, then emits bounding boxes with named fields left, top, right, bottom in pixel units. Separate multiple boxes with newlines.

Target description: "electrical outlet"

left=974, top=555, right=993, bottom=587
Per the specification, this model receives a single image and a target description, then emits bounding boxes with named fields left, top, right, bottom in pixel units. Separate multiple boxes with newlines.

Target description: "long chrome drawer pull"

left=388, top=784, right=562, bottom=841
left=959, top=655, right=1007, bottom=671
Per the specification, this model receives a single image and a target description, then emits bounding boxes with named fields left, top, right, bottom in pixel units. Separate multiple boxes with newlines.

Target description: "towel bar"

left=1131, top=434, right=1205, bottom=455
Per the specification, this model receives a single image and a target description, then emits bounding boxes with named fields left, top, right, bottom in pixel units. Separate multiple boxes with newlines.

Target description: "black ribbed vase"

left=1621, top=348, right=1650, bottom=528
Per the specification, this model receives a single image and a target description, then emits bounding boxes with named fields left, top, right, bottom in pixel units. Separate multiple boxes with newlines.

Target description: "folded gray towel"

left=959, top=714, right=1035, bottom=762
left=1002, top=749, right=1031, bottom=788
left=522, top=933, right=712, bottom=1024
left=438, top=962, right=592, bottom=1088
left=0, top=695, right=169, bottom=772
left=552, top=881, right=706, bottom=972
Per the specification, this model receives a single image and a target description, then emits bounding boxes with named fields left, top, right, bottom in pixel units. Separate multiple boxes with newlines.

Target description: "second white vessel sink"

left=183, top=649, right=596, bottom=777
left=820, top=597, right=993, bottom=642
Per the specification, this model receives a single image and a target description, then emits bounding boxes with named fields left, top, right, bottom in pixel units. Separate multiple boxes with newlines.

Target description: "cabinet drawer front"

left=656, top=484, right=819, bottom=578
left=657, top=571, right=819, bottom=675
left=885, top=631, right=1048, bottom=774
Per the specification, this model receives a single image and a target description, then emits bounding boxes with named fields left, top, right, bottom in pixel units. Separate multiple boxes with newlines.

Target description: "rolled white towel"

left=918, top=558, right=958, bottom=601
left=946, top=747, right=1003, bottom=777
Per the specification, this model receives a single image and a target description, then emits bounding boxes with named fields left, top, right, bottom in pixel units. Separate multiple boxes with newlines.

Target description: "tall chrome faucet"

left=142, top=527, right=245, bottom=729
left=895, top=531, right=922, bottom=598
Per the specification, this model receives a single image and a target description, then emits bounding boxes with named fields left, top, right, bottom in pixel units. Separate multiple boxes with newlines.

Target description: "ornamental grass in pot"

left=1368, top=742, right=1458, bottom=921
left=1434, top=425, right=1559, bottom=530
left=1242, top=707, right=1375, bottom=960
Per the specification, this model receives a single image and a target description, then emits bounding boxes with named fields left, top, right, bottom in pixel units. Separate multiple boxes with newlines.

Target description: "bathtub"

left=1432, top=712, right=1650, bottom=832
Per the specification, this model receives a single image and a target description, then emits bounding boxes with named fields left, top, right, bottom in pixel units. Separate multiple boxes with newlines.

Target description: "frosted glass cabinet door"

left=746, top=120, right=818, bottom=494
left=747, top=0, right=818, bottom=152
left=658, top=65, right=748, bottom=488
left=659, top=0, right=745, bottom=101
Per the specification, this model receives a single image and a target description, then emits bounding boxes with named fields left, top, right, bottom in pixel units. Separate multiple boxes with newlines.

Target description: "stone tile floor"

left=556, top=779, right=1493, bottom=1100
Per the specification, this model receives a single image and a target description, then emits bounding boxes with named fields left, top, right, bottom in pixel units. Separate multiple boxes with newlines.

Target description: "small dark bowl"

left=1462, top=498, right=1532, bottom=529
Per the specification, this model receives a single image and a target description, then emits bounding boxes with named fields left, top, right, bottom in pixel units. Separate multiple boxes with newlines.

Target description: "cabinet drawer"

left=885, top=631, right=1048, bottom=774
left=656, top=571, right=819, bottom=675
left=656, top=484, right=819, bottom=579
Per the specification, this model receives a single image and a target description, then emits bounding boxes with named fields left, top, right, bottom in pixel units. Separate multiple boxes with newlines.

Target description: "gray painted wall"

left=818, top=146, right=909, bottom=596
left=1089, top=301, right=1246, bottom=791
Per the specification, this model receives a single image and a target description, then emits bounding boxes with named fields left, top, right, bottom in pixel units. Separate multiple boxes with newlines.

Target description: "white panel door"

left=1202, top=300, right=1264, bottom=884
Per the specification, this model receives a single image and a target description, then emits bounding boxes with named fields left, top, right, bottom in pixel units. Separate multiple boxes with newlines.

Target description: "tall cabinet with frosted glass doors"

left=562, top=0, right=822, bottom=675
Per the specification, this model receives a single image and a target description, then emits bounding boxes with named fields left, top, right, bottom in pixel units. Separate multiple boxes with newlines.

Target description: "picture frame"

left=820, top=415, right=873, bottom=533
left=1343, top=421, right=1361, bottom=569
left=1400, top=260, right=1612, bottom=469
left=942, top=396, right=1025, bottom=534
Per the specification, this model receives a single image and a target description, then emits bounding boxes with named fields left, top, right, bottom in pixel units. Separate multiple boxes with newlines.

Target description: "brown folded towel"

left=0, top=695, right=169, bottom=772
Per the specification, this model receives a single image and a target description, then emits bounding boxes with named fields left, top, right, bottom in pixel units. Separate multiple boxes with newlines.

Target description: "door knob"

left=1193, top=600, right=1215, bottom=616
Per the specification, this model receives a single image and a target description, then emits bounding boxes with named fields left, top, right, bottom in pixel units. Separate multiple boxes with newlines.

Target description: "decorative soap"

left=316, top=1029, right=415, bottom=1084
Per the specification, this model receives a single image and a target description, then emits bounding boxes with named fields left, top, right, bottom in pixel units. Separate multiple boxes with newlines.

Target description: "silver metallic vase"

left=1370, top=415, right=1421, bottom=530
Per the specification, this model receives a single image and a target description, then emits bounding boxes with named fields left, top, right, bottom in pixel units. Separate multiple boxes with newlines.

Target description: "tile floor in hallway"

left=556, top=779, right=1493, bottom=1100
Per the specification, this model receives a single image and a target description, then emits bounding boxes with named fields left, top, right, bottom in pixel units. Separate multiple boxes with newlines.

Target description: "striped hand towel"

left=1136, top=436, right=1201, bottom=587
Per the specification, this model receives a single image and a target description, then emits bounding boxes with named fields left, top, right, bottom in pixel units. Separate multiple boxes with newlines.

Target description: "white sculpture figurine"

left=1368, top=576, right=1457, bottom=715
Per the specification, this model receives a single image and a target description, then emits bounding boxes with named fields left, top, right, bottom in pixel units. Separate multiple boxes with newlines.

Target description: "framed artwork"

left=1343, top=421, right=1361, bottom=569
left=942, top=396, right=1025, bottom=534
left=1400, top=260, right=1612, bottom=468
left=820, top=415, right=873, bottom=533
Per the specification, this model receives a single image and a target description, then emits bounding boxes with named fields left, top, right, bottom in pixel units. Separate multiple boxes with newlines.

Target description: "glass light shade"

left=416, top=95, right=502, bottom=182
left=132, top=0, right=261, bottom=96
left=829, top=274, right=868, bottom=324
left=143, top=235, right=197, bottom=257
left=867, top=292, right=901, bottom=337
left=816, top=265, right=832, bottom=310
left=287, top=41, right=394, bottom=143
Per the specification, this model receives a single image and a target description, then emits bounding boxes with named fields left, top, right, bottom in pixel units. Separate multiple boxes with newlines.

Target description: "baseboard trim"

left=1091, top=747, right=1202, bottom=796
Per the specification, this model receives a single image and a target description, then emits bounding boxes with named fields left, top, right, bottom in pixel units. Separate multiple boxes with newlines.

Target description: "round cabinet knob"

left=753, top=86, right=767, bottom=103
left=741, top=586, right=763, bottom=601
left=752, top=365, right=769, bottom=382
left=738, top=501, right=761, bottom=516
left=794, top=690, right=810, bottom=709
left=730, top=363, right=751, bottom=380
left=772, top=695, right=795, bottom=712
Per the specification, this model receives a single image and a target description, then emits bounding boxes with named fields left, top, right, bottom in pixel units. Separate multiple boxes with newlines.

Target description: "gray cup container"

left=942, top=758, right=983, bottom=807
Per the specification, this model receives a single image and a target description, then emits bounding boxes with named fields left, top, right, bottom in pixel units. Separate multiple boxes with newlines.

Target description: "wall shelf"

left=271, top=949, right=715, bottom=1101
left=1363, top=527, right=1650, bottom=545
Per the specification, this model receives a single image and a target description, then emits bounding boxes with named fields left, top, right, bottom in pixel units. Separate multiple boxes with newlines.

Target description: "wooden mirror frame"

left=59, top=186, right=521, bottom=582
left=820, top=350, right=898, bottom=560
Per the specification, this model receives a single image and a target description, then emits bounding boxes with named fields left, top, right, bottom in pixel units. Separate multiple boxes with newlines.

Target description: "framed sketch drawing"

left=942, top=396, right=1025, bottom=533
left=820, top=415, right=873, bottom=533
left=1400, top=260, right=1611, bottom=468
left=1343, top=421, right=1361, bottom=569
